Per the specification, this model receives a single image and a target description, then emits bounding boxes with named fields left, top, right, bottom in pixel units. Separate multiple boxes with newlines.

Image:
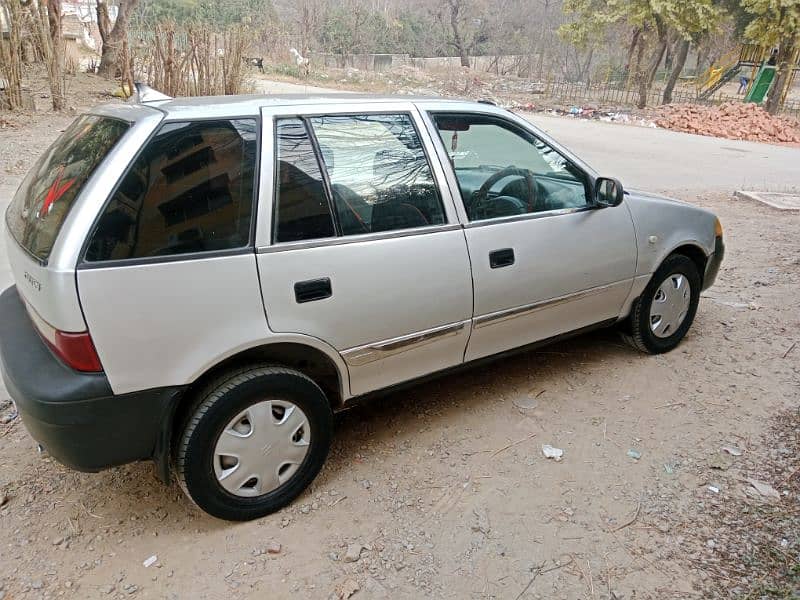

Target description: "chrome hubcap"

left=649, top=274, right=691, bottom=338
left=213, top=400, right=310, bottom=497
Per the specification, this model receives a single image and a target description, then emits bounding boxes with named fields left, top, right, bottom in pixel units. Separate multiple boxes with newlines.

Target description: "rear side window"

left=85, top=119, right=257, bottom=262
left=5, top=115, right=129, bottom=262
left=273, top=113, right=445, bottom=243
left=274, top=118, right=335, bottom=243
left=310, top=114, right=445, bottom=235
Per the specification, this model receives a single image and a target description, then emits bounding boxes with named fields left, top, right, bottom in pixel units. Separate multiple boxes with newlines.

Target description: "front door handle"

left=489, top=248, right=515, bottom=269
left=294, top=278, right=332, bottom=303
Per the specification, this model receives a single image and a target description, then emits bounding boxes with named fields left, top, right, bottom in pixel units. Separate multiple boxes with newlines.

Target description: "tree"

left=0, top=0, right=24, bottom=110
left=43, top=0, right=65, bottom=110
left=561, top=0, right=719, bottom=107
left=97, top=0, right=140, bottom=78
left=662, top=37, right=689, bottom=103
left=742, top=0, right=800, bottom=114
left=436, top=0, right=488, bottom=68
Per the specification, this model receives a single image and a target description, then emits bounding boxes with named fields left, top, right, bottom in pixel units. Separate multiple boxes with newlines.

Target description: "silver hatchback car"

left=0, top=90, right=723, bottom=520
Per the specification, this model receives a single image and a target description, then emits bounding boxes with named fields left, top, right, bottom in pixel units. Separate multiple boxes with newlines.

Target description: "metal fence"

left=538, top=77, right=800, bottom=118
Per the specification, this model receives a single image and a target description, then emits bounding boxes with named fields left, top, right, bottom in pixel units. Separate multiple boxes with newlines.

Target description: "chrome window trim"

left=463, top=206, right=594, bottom=229
left=256, top=223, right=462, bottom=254
left=341, top=320, right=469, bottom=367
left=473, top=281, right=625, bottom=329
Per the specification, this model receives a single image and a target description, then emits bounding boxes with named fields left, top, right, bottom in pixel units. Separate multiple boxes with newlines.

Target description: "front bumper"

left=0, top=286, right=183, bottom=477
left=702, top=235, right=725, bottom=291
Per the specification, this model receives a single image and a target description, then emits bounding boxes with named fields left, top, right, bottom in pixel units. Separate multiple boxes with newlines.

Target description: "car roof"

left=91, top=93, right=494, bottom=121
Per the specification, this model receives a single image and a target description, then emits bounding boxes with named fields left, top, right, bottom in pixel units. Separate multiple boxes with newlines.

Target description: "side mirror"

left=594, top=177, right=624, bottom=207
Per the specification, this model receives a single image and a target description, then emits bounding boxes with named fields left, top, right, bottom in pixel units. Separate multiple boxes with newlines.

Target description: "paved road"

left=525, top=113, right=800, bottom=194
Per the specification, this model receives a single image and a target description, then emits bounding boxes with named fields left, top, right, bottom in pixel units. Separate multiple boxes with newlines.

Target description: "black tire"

left=175, top=366, right=332, bottom=521
left=623, top=254, right=701, bottom=354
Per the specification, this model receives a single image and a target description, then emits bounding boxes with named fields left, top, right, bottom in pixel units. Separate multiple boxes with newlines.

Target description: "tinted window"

left=310, top=114, right=444, bottom=235
left=431, top=113, right=588, bottom=221
left=274, top=118, right=335, bottom=243
left=85, top=119, right=257, bottom=261
left=6, top=115, right=129, bottom=262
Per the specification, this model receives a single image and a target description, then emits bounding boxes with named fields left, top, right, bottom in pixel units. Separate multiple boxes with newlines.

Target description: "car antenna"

left=128, top=82, right=173, bottom=104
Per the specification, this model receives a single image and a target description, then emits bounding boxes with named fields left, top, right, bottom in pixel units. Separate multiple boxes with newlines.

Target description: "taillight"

left=24, top=302, right=103, bottom=372
left=50, top=330, right=103, bottom=372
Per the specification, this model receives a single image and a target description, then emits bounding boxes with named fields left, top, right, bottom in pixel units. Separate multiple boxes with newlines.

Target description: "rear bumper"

left=0, top=285, right=183, bottom=477
left=702, top=235, right=725, bottom=291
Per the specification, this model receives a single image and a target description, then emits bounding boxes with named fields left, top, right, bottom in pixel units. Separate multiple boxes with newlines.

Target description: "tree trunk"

left=624, top=28, right=641, bottom=84
left=44, top=0, right=65, bottom=110
left=765, top=36, right=796, bottom=115
left=97, top=0, right=140, bottom=78
left=0, top=0, right=24, bottom=110
left=662, top=38, right=690, bottom=105
left=630, top=30, right=645, bottom=89
left=695, top=43, right=710, bottom=74
left=637, top=19, right=667, bottom=109
left=447, top=2, right=469, bottom=68
left=664, top=37, right=673, bottom=72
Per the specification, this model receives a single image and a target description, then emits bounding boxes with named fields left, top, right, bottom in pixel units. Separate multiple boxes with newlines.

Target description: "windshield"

left=5, top=115, right=130, bottom=262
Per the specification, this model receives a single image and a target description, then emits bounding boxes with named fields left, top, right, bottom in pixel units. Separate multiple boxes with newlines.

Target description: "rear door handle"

left=489, top=248, right=515, bottom=269
left=294, top=278, right=332, bottom=303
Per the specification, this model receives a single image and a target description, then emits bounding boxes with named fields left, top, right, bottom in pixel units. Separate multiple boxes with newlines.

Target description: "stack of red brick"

left=656, top=102, right=800, bottom=143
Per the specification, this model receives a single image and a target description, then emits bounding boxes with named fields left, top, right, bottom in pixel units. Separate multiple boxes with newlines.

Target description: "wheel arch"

left=669, top=243, right=708, bottom=281
left=619, top=242, right=709, bottom=324
left=157, top=337, right=349, bottom=483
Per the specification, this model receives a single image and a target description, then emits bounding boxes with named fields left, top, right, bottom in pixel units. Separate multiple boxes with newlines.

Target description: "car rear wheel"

left=175, top=366, right=332, bottom=521
left=624, top=254, right=701, bottom=354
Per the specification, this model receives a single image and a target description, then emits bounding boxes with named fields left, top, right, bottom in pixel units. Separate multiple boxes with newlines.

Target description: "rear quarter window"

left=5, top=115, right=130, bottom=262
left=85, top=118, right=258, bottom=262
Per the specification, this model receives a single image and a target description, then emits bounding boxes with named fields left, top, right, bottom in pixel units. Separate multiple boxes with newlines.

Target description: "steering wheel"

left=472, top=166, right=538, bottom=214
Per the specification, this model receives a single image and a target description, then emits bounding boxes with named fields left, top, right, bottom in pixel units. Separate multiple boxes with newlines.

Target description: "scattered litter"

left=542, top=444, right=564, bottom=461
left=344, top=543, right=364, bottom=563
left=471, top=507, right=490, bottom=534
left=721, top=445, right=743, bottom=456
left=513, top=390, right=543, bottom=410
left=663, top=464, right=675, bottom=475
left=708, top=485, right=720, bottom=494
left=142, top=555, right=157, bottom=568
left=627, top=449, right=642, bottom=460
left=708, top=298, right=760, bottom=310
left=266, top=541, right=282, bottom=554
left=745, top=478, right=781, bottom=499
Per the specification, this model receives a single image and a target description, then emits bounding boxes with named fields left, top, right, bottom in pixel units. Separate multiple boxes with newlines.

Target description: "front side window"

left=431, top=113, right=588, bottom=221
left=85, top=119, right=257, bottom=262
left=6, top=115, right=130, bottom=262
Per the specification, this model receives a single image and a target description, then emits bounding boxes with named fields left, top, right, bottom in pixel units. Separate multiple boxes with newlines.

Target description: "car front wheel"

left=624, top=254, right=701, bottom=354
left=175, top=366, right=332, bottom=521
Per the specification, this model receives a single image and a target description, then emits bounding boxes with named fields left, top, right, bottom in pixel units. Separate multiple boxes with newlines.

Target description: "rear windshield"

left=5, top=115, right=130, bottom=262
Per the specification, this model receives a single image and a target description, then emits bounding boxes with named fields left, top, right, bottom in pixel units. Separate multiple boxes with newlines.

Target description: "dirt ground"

left=0, top=76, right=799, bottom=600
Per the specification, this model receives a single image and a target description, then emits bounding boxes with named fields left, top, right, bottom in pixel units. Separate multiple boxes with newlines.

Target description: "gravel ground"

left=0, top=76, right=798, bottom=600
